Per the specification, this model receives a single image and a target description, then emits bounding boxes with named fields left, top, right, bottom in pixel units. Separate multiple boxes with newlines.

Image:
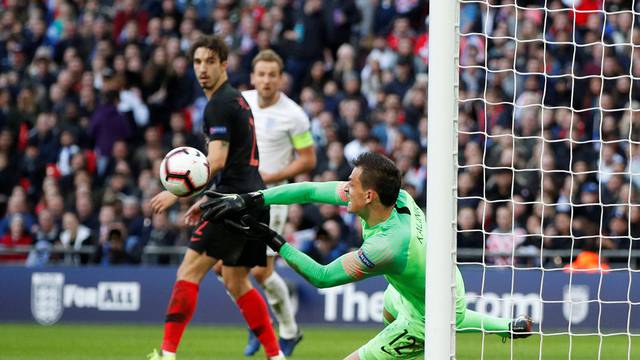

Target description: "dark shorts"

left=189, top=207, right=269, bottom=267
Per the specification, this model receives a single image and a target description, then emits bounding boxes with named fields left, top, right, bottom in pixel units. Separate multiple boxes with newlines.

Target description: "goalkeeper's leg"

left=457, top=310, right=533, bottom=339
left=353, top=311, right=424, bottom=360
left=382, top=285, right=399, bottom=326
left=455, top=266, right=532, bottom=338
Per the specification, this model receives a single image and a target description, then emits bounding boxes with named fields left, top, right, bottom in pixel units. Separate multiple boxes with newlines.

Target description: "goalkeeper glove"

left=200, top=190, right=264, bottom=221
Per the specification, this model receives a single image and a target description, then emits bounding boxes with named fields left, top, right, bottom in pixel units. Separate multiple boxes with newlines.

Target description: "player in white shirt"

left=240, top=49, right=316, bottom=357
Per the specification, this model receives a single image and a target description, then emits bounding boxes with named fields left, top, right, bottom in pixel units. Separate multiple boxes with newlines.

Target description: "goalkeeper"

left=202, top=152, right=532, bottom=359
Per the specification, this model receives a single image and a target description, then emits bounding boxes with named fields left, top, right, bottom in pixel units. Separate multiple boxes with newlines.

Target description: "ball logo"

left=31, top=273, right=65, bottom=325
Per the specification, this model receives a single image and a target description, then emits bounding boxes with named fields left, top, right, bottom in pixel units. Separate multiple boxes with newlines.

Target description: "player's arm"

left=236, top=215, right=397, bottom=288
left=261, top=143, right=316, bottom=184
left=200, top=181, right=349, bottom=221
left=183, top=101, right=232, bottom=223
left=279, top=243, right=391, bottom=288
left=206, top=139, right=229, bottom=177
left=261, top=130, right=316, bottom=184
left=183, top=139, right=230, bottom=224
left=261, top=181, right=349, bottom=206
left=277, top=235, right=397, bottom=290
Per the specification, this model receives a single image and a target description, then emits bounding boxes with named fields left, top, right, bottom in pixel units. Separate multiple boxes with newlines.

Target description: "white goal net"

left=453, top=0, right=640, bottom=358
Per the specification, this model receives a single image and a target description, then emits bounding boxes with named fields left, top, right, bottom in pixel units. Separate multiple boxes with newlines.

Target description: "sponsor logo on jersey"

left=209, top=126, right=228, bottom=135
left=357, top=249, right=375, bottom=268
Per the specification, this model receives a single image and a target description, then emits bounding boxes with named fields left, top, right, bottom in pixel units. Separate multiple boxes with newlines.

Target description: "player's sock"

left=261, top=271, right=298, bottom=339
left=162, top=280, right=199, bottom=353
left=457, top=309, right=511, bottom=335
left=161, top=350, right=176, bottom=359
left=236, top=288, right=280, bottom=357
left=216, top=272, right=263, bottom=355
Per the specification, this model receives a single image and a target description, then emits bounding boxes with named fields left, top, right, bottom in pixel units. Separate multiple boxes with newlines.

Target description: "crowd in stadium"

left=458, top=0, right=640, bottom=268
left=0, top=0, right=427, bottom=266
left=0, top=0, right=637, bottom=269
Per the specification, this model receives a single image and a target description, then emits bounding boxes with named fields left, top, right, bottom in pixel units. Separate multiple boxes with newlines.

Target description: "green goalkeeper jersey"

left=260, top=181, right=428, bottom=319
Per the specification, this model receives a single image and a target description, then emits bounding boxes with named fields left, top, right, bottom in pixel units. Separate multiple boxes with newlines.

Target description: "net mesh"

left=455, top=0, right=640, bottom=358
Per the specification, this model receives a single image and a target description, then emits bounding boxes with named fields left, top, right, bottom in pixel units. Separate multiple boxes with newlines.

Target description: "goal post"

left=426, top=1, right=460, bottom=359
left=427, top=0, right=640, bottom=359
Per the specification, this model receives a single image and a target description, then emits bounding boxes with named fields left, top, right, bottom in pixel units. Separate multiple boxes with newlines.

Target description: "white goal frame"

left=426, top=1, right=460, bottom=359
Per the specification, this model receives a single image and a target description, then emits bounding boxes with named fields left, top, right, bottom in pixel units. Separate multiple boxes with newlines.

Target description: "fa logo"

left=31, top=272, right=65, bottom=325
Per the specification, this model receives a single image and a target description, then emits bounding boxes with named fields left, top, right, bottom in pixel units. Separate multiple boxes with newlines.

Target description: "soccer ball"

left=159, top=147, right=210, bottom=197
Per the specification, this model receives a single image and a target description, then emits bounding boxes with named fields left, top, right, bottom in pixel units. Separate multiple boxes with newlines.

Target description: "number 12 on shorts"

left=380, top=329, right=422, bottom=356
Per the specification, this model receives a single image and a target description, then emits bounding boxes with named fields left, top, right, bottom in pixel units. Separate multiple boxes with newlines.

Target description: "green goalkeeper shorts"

left=358, top=286, right=424, bottom=360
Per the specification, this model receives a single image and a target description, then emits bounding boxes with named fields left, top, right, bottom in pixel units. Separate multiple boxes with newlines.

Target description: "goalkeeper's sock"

left=457, top=309, right=511, bottom=336
left=236, top=288, right=280, bottom=357
left=162, top=280, right=199, bottom=353
left=261, top=271, right=298, bottom=339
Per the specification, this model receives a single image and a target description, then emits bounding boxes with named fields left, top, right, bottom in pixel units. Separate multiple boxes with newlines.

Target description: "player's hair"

left=353, top=152, right=401, bottom=207
left=251, top=49, right=284, bottom=74
left=189, top=35, right=229, bottom=62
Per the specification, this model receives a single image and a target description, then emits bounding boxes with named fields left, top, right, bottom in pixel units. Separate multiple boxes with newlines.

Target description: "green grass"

left=0, top=323, right=638, bottom=359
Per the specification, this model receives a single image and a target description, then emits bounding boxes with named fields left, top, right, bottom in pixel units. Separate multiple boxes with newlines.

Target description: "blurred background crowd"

left=457, top=0, right=640, bottom=269
left=0, top=0, right=428, bottom=266
left=0, top=0, right=637, bottom=269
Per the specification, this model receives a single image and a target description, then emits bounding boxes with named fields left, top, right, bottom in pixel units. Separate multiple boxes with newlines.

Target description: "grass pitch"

left=1, top=323, right=638, bottom=359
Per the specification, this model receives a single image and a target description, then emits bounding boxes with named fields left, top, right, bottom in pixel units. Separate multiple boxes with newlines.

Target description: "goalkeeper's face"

left=346, top=167, right=372, bottom=215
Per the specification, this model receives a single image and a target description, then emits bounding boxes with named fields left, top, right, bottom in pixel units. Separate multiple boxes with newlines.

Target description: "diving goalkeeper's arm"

left=201, top=181, right=394, bottom=288
left=200, top=181, right=349, bottom=221
left=239, top=214, right=393, bottom=289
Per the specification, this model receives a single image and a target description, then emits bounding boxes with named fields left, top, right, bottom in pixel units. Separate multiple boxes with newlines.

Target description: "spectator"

left=113, top=0, right=149, bottom=42
left=0, top=150, right=18, bottom=198
left=544, top=211, right=573, bottom=267
left=29, top=112, right=59, bottom=164
left=0, top=215, right=33, bottom=263
left=372, top=106, right=416, bottom=155
left=302, top=220, right=349, bottom=265
left=344, top=121, right=371, bottom=165
left=141, top=212, right=177, bottom=264
left=93, top=224, right=132, bottom=265
left=164, top=54, right=197, bottom=113
left=0, top=190, right=36, bottom=235
left=90, top=78, right=132, bottom=176
left=383, top=56, right=414, bottom=98
left=121, top=196, right=145, bottom=263
left=164, top=111, right=199, bottom=149
left=284, top=0, right=328, bottom=97
left=323, top=0, right=361, bottom=55
left=486, top=205, right=526, bottom=265
left=75, top=194, right=99, bottom=234
left=58, top=211, right=93, bottom=265
left=317, top=141, right=352, bottom=181
left=25, top=209, right=59, bottom=266
left=457, top=206, right=484, bottom=263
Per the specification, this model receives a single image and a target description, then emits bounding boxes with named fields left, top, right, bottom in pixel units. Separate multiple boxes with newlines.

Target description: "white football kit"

left=242, top=90, right=314, bottom=254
